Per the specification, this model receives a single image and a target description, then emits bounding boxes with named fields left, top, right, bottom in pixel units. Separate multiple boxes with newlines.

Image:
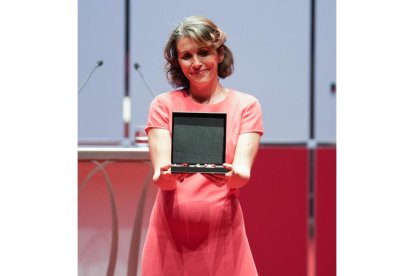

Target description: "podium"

left=78, top=147, right=155, bottom=276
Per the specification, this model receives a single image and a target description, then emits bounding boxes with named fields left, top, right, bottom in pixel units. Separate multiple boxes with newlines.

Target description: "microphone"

left=133, top=62, right=157, bottom=98
left=78, top=60, right=104, bottom=94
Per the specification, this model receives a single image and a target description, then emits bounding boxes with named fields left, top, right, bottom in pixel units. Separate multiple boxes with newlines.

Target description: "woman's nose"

left=192, top=56, right=202, bottom=67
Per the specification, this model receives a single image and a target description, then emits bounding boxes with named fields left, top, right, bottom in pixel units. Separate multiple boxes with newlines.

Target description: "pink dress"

left=142, top=89, right=263, bottom=276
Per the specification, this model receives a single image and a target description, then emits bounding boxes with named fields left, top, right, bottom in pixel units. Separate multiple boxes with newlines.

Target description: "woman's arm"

left=148, top=128, right=188, bottom=190
left=204, top=132, right=261, bottom=188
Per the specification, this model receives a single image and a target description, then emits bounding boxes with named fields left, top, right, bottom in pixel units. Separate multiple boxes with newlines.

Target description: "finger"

left=161, top=170, right=171, bottom=176
left=225, top=170, right=233, bottom=177
left=160, top=164, right=172, bottom=171
left=223, top=163, right=233, bottom=171
left=160, top=164, right=172, bottom=175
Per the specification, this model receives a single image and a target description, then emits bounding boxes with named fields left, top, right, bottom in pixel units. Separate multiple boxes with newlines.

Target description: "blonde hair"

left=164, top=16, right=234, bottom=88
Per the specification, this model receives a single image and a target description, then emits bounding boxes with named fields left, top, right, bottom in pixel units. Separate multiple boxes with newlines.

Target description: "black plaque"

left=171, top=112, right=227, bottom=174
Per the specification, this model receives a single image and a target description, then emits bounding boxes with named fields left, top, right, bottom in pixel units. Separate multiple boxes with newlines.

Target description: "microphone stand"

left=131, top=62, right=157, bottom=147
left=78, top=60, right=104, bottom=94
left=133, top=62, right=157, bottom=98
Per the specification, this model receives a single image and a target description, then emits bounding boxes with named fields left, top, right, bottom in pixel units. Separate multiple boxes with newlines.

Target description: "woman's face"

left=176, top=37, right=223, bottom=88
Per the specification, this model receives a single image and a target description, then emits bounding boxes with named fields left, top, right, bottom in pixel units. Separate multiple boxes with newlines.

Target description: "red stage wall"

left=239, top=147, right=309, bottom=276
left=315, top=147, right=336, bottom=276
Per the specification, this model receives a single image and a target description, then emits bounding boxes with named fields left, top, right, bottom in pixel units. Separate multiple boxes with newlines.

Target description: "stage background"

left=78, top=0, right=336, bottom=275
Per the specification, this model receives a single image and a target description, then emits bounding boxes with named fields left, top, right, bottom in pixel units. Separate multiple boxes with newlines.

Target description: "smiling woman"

left=141, top=16, right=263, bottom=276
left=164, top=16, right=233, bottom=95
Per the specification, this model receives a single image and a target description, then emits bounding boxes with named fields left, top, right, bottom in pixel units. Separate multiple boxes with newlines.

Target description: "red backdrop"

left=315, top=147, right=336, bottom=276
left=239, top=146, right=309, bottom=276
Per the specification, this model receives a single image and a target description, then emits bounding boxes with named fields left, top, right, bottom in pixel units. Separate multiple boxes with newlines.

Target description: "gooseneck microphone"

left=78, top=60, right=104, bottom=94
left=133, top=62, right=157, bottom=98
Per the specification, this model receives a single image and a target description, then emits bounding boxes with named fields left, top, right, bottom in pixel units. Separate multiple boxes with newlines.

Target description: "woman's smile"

left=191, top=69, right=209, bottom=77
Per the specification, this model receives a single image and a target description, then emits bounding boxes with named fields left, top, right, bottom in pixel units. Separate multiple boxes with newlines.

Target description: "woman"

left=142, top=16, right=263, bottom=275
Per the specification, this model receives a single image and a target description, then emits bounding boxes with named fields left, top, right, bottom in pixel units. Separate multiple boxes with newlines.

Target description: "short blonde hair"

left=164, top=16, right=234, bottom=88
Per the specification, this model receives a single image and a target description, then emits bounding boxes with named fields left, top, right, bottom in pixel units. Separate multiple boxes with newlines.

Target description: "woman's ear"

left=218, top=46, right=225, bottom=63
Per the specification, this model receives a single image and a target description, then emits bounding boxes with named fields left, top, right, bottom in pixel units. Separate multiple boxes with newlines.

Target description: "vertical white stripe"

left=123, top=96, right=131, bottom=122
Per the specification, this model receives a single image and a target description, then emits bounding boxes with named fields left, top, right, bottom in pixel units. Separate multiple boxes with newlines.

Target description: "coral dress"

left=142, top=89, right=263, bottom=276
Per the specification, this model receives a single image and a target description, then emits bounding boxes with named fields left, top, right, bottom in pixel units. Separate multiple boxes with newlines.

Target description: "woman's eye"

left=198, top=50, right=209, bottom=57
left=181, top=54, right=191, bottom=60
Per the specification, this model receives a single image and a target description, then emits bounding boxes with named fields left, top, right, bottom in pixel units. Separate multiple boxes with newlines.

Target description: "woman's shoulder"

left=152, top=89, right=187, bottom=105
left=155, top=89, right=185, bottom=98
left=229, top=89, right=260, bottom=105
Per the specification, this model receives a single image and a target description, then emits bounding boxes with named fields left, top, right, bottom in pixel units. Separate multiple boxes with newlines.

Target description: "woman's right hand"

left=153, top=164, right=190, bottom=190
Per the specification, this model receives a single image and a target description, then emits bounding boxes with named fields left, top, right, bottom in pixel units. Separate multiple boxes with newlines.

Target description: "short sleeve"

left=240, top=98, right=264, bottom=136
left=145, top=95, right=170, bottom=134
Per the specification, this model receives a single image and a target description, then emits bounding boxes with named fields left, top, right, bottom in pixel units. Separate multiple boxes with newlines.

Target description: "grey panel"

left=78, top=0, right=124, bottom=140
left=315, top=0, right=336, bottom=142
left=130, top=0, right=310, bottom=143
left=78, top=0, right=335, bottom=143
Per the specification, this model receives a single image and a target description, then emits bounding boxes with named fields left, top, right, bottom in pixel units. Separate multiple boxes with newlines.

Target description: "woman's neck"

left=188, top=80, right=227, bottom=104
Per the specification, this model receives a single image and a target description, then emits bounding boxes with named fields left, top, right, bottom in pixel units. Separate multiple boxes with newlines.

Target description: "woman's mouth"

left=192, top=69, right=209, bottom=76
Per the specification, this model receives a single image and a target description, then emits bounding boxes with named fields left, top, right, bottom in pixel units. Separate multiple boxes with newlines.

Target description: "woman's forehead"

left=176, top=37, right=210, bottom=52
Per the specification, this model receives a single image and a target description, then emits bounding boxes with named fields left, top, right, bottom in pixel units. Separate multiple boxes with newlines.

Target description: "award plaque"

left=171, top=112, right=227, bottom=174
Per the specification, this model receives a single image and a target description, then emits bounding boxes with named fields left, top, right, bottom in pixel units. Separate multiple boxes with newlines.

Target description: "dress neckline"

left=182, top=88, right=233, bottom=106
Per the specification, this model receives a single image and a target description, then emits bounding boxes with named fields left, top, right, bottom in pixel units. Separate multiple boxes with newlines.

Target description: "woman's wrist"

left=227, top=166, right=250, bottom=189
left=153, top=172, right=177, bottom=190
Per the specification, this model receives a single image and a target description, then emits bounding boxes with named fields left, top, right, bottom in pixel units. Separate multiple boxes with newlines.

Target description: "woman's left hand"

left=203, top=163, right=250, bottom=188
